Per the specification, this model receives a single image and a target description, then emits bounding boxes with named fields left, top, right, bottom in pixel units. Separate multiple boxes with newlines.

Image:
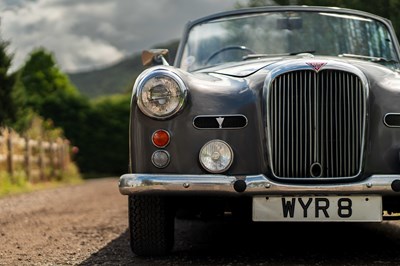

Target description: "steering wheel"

left=205, top=45, right=256, bottom=65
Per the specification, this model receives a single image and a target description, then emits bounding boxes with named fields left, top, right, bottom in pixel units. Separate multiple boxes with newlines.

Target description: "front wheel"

left=128, top=195, right=175, bottom=256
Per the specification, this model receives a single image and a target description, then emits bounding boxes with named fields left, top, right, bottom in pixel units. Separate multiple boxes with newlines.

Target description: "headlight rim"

left=136, top=68, right=187, bottom=120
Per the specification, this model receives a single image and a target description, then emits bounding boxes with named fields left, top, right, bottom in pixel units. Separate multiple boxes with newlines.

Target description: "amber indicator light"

left=152, top=130, right=170, bottom=148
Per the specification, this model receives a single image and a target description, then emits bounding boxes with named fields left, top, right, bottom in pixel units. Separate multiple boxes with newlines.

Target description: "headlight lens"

left=199, top=140, right=234, bottom=173
left=137, top=69, right=187, bottom=119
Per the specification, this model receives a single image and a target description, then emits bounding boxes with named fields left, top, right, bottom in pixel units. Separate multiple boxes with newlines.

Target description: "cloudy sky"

left=1, top=0, right=249, bottom=73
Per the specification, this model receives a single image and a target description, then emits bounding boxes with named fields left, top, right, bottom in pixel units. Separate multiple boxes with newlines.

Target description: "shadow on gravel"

left=80, top=219, right=400, bottom=266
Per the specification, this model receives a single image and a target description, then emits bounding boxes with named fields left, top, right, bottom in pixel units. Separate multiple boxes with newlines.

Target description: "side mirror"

left=141, top=49, right=170, bottom=66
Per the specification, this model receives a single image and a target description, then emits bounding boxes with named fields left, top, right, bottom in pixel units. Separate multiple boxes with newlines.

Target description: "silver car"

left=119, top=5, right=400, bottom=256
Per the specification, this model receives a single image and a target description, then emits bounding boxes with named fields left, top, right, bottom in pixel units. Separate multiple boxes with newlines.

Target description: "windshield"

left=179, top=11, right=399, bottom=71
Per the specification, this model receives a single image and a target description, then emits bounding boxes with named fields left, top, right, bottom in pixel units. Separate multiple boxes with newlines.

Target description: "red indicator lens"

left=152, top=130, right=170, bottom=148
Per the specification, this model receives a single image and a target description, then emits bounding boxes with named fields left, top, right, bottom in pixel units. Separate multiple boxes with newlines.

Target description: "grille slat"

left=268, top=69, right=365, bottom=178
left=290, top=73, right=296, bottom=177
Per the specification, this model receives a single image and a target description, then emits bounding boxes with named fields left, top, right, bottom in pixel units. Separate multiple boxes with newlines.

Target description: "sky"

left=0, top=0, right=249, bottom=73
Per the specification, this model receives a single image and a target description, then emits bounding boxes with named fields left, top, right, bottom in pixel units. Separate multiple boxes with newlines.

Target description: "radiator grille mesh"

left=268, top=70, right=365, bottom=178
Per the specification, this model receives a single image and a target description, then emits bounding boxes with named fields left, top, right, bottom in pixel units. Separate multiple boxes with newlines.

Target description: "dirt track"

left=2, top=178, right=400, bottom=265
left=0, top=178, right=126, bottom=265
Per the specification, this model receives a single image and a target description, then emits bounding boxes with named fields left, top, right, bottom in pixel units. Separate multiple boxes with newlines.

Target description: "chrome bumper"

left=119, top=174, right=400, bottom=196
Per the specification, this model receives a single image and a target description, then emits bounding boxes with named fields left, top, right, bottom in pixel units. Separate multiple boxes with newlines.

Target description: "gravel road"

left=0, top=178, right=126, bottom=265
left=2, top=177, right=400, bottom=265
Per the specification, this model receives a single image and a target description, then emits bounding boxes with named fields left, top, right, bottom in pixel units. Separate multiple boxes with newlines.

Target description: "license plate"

left=253, top=195, right=382, bottom=222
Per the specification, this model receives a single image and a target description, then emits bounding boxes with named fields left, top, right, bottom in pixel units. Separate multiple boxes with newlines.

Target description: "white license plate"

left=253, top=195, right=382, bottom=222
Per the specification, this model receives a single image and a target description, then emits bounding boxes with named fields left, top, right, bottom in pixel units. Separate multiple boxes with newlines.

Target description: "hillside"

left=68, top=40, right=180, bottom=98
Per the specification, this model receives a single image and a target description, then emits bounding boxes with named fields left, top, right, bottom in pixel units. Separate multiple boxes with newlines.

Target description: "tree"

left=19, top=48, right=130, bottom=175
left=0, top=39, right=18, bottom=126
left=19, top=49, right=91, bottom=170
left=20, top=48, right=90, bottom=139
left=21, top=49, right=81, bottom=111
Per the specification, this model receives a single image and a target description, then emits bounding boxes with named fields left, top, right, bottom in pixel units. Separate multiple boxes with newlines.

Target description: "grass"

left=0, top=163, right=83, bottom=198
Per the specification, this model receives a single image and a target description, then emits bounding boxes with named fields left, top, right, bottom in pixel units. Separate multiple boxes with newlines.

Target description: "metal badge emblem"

left=306, top=62, right=327, bottom=72
left=216, top=117, right=224, bottom=128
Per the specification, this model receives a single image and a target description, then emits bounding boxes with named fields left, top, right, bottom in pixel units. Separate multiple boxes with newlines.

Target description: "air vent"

left=268, top=69, right=366, bottom=179
left=193, top=115, right=248, bottom=129
left=384, top=113, right=400, bottom=127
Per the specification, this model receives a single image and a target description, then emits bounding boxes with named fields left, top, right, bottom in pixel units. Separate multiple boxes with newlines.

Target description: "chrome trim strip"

left=384, top=113, right=400, bottom=128
left=119, top=174, right=400, bottom=196
left=192, top=114, right=248, bottom=130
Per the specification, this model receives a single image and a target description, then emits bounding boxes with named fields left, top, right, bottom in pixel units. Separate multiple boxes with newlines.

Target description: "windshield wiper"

left=243, top=50, right=315, bottom=60
left=339, top=53, right=399, bottom=63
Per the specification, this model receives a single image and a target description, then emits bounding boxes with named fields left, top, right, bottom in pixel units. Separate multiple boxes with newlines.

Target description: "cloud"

left=1, top=0, right=245, bottom=72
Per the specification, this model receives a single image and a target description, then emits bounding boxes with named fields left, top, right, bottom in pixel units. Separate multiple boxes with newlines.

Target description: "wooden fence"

left=0, top=128, right=71, bottom=182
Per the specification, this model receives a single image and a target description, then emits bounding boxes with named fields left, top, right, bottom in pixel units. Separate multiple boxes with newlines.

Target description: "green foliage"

left=0, top=39, right=19, bottom=127
left=23, top=115, right=64, bottom=140
left=10, top=72, right=32, bottom=132
left=77, top=93, right=130, bottom=174
left=0, top=169, right=82, bottom=198
left=15, top=47, right=132, bottom=176
left=20, top=48, right=91, bottom=144
left=21, top=48, right=80, bottom=110
left=0, top=171, right=29, bottom=196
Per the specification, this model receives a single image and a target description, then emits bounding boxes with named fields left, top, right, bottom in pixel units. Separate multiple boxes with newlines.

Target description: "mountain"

left=68, top=40, right=180, bottom=98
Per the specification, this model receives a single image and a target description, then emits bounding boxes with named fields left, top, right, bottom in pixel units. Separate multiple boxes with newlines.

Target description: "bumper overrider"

left=119, top=174, right=400, bottom=196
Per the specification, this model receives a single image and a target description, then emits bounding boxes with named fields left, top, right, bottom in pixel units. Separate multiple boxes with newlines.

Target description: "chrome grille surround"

left=265, top=60, right=369, bottom=181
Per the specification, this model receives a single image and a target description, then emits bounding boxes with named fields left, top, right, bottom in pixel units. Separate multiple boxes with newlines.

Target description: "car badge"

left=216, top=117, right=224, bottom=128
left=306, top=62, right=327, bottom=72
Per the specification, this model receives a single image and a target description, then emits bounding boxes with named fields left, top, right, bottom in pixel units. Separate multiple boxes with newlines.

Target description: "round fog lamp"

left=199, top=140, right=233, bottom=173
left=152, top=150, right=170, bottom=168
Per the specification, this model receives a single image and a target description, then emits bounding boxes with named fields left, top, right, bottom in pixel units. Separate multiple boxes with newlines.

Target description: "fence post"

left=1, top=128, right=72, bottom=183
left=49, top=141, right=55, bottom=178
left=6, top=128, right=14, bottom=180
left=60, top=140, right=68, bottom=171
left=38, top=140, right=44, bottom=181
left=64, top=140, right=70, bottom=168
left=24, top=136, right=31, bottom=181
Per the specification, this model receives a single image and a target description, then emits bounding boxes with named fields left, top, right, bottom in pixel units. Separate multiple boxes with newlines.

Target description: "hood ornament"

left=306, top=62, right=327, bottom=72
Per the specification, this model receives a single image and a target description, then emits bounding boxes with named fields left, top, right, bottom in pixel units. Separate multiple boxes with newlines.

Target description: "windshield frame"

left=174, top=5, right=400, bottom=71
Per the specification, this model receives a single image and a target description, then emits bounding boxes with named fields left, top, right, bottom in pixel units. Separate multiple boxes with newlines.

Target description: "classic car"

left=119, top=5, right=400, bottom=256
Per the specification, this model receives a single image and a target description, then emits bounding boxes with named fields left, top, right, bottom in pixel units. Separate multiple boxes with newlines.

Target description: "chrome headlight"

left=136, top=69, right=187, bottom=119
left=199, top=140, right=234, bottom=173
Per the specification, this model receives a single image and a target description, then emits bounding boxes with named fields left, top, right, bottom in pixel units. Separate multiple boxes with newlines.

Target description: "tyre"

left=128, top=195, right=174, bottom=256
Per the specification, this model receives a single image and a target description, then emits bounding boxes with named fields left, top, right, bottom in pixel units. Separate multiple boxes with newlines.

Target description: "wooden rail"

left=0, top=128, right=71, bottom=182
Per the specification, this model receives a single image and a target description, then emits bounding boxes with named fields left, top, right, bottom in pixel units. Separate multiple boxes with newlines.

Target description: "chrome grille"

left=268, top=70, right=365, bottom=178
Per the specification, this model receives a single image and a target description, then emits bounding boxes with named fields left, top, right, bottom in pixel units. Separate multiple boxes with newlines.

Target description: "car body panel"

left=128, top=56, right=400, bottom=178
